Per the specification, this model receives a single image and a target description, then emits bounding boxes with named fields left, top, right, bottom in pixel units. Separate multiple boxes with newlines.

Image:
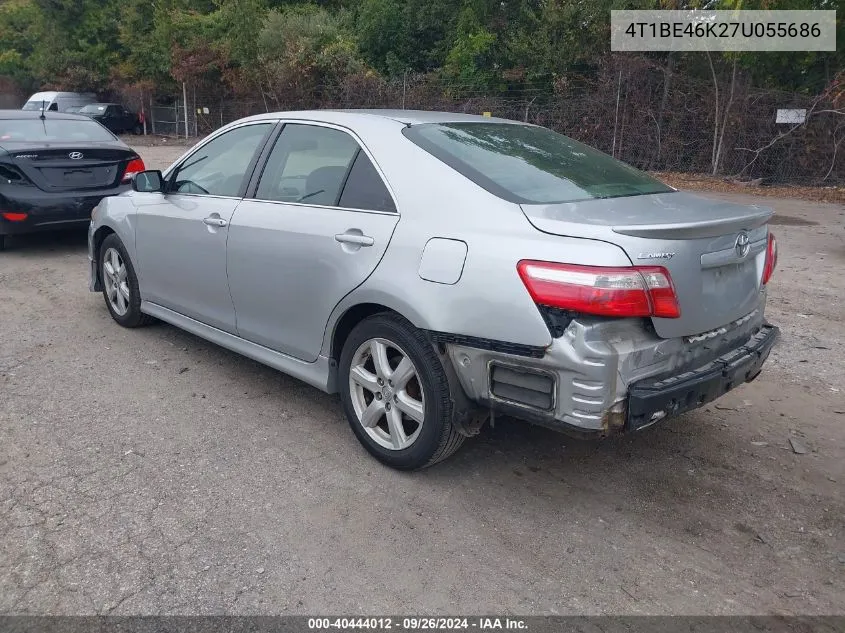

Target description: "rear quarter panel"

left=320, top=127, right=634, bottom=355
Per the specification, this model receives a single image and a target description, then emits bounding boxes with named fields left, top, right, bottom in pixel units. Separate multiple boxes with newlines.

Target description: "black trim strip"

left=245, top=121, right=286, bottom=198
left=427, top=331, right=547, bottom=359
left=627, top=324, right=779, bottom=431
left=334, top=147, right=360, bottom=207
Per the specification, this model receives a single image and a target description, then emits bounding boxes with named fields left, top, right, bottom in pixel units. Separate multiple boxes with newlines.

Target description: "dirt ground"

left=0, top=143, right=843, bottom=616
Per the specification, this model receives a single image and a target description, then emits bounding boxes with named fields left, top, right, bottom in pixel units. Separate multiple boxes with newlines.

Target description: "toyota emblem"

left=68, top=151, right=83, bottom=160
left=735, top=232, right=750, bottom=258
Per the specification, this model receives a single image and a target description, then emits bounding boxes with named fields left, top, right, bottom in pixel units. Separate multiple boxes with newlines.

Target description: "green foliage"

left=355, top=0, right=462, bottom=75
left=0, top=0, right=40, bottom=87
left=0, top=0, right=839, bottom=98
left=442, top=3, right=498, bottom=93
left=256, top=4, right=364, bottom=102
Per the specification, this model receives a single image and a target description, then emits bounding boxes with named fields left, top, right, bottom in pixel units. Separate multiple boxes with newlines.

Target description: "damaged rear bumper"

left=444, top=309, right=778, bottom=438
left=626, top=323, right=779, bottom=431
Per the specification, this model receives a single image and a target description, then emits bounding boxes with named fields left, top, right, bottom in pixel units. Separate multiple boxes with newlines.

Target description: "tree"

left=257, top=5, right=365, bottom=107
left=0, top=0, right=40, bottom=90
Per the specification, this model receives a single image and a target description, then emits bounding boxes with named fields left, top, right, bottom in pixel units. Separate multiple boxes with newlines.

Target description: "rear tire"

left=99, top=233, right=152, bottom=328
left=339, top=313, right=465, bottom=470
left=0, top=235, right=5, bottom=251
left=132, top=124, right=143, bottom=135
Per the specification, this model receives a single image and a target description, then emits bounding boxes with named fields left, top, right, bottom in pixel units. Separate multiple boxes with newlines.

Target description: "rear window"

left=80, top=104, right=108, bottom=114
left=0, top=119, right=116, bottom=143
left=402, top=122, right=673, bottom=204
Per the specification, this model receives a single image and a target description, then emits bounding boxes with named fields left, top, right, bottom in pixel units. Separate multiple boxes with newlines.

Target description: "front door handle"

left=335, top=232, right=374, bottom=247
left=203, top=216, right=228, bottom=228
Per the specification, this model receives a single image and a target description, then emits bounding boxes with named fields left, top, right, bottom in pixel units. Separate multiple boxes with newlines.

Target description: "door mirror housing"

left=132, top=170, right=164, bottom=193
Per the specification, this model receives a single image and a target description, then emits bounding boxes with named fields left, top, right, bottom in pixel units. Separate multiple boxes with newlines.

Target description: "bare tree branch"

left=822, top=122, right=845, bottom=182
left=706, top=50, right=720, bottom=174
left=714, top=56, right=737, bottom=176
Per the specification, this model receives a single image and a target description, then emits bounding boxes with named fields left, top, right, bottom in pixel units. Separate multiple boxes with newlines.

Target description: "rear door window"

left=338, top=151, right=395, bottom=212
left=256, top=123, right=394, bottom=211
left=256, top=124, right=358, bottom=206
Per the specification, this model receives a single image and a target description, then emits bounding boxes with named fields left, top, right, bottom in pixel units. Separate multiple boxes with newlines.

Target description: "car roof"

left=85, top=102, right=118, bottom=107
left=0, top=110, right=96, bottom=121
left=26, top=91, right=95, bottom=99
left=239, top=109, right=523, bottom=127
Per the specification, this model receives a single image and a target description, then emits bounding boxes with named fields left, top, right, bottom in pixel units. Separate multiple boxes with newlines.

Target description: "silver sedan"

left=89, top=110, right=779, bottom=469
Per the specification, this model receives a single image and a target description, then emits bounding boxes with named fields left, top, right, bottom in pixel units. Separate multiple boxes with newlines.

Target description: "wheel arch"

left=329, top=302, right=417, bottom=363
left=324, top=293, right=431, bottom=392
left=91, top=224, right=117, bottom=288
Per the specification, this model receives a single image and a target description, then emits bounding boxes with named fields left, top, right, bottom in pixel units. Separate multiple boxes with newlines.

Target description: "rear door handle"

left=335, top=233, right=374, bottom=247
left=203, top=216, right=228, bottom=227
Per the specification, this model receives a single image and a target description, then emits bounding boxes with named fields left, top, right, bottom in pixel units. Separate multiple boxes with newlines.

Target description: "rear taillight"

left=761, top=231, right=777, bottom=286
left=1, top=212, right=27, bottom=221
left=517, top=261, right=681, bottom=319
left=121, top=157, right=146, bottom=183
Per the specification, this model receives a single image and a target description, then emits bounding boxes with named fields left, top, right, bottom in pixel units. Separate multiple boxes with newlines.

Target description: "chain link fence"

left=117, top=60, right=843, bottom=185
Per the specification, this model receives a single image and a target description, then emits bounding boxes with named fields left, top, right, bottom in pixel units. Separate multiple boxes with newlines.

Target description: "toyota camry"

left=87, top=110, right=779, bottom=470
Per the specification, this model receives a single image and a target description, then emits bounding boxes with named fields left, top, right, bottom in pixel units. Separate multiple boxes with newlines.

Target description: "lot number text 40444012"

left=307, top=617, right=528, bottom=630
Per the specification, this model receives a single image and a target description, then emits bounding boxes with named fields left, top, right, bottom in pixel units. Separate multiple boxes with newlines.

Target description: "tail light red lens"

left=517, top=261, right=681, bottom=319
left=121, top=157, right=146, bottom=183
left=1, top=212, right=28, bottom=221
left=761, top=231, right=777, bottom=286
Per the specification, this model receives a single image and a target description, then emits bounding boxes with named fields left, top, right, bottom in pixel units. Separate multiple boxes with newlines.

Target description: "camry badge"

left=68, top=152, right=83, bottom=160
left=637, top=252, right=675, bottom=260
left=735, top=232, right=750, bottom=258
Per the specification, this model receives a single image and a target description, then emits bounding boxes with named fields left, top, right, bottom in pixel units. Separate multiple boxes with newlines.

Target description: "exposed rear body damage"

left=443, top=306, right=777, bottom=437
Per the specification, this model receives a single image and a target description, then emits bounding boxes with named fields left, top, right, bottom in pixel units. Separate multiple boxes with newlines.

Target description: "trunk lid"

left=520, top=191, right=773, bottom=339
left=3, top=143, right=136, bottom=192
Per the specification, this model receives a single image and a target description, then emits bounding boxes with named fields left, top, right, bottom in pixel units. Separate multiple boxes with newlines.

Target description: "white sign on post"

left=776, top=109, right=807, bottom=124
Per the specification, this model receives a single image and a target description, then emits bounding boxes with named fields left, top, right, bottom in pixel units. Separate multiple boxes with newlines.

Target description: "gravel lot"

left=0, top=142, right=843, bottom=615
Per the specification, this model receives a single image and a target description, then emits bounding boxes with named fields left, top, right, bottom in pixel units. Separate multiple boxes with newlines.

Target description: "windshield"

left=22, top=101, right=49, bottom=111
left=80, top=104, right=108, bottom=114
left=403, top=122, right=673, bottom=204
left=0, top=119, right=116, bottom=142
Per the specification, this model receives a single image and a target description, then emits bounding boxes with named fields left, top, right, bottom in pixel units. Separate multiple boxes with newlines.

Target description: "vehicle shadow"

left=133, top=313, right=742, bottom=492
left=121, top=316, right=805, bottom=558
left=2, top=229, right=89, bottom=255
left=112, top=293, right=775, bottom=519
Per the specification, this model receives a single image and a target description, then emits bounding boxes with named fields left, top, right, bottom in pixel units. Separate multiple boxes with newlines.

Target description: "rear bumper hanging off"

left=444, top=312, right=779, bottom=437
left=626, top=324, right=779, bottom=431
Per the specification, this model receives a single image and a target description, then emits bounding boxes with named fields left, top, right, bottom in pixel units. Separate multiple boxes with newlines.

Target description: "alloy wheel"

left=102, top=247, right=130, bottom=316
left=348, top=337, right=425, bottom=451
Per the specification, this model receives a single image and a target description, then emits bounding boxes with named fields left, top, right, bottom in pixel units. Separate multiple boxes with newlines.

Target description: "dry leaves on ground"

left=652, top=172, right=845, bottom=205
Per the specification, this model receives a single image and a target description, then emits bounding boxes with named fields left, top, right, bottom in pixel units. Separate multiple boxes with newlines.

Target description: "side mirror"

left=132, top=170, right=164, bottom=193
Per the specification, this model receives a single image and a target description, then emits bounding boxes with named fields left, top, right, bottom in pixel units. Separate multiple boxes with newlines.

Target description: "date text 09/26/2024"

left=307, top=618, right=527, bottom=630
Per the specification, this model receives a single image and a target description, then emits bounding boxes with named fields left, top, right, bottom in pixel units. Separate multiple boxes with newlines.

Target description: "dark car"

left=0, top=110, right=145, bottom=250
left=79, top=103, right=143, bottom=135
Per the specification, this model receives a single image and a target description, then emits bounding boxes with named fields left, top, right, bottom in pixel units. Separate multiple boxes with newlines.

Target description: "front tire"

left=339, top=313, right=465, bottom=470
left=99, top=233, right=152, bottom=328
